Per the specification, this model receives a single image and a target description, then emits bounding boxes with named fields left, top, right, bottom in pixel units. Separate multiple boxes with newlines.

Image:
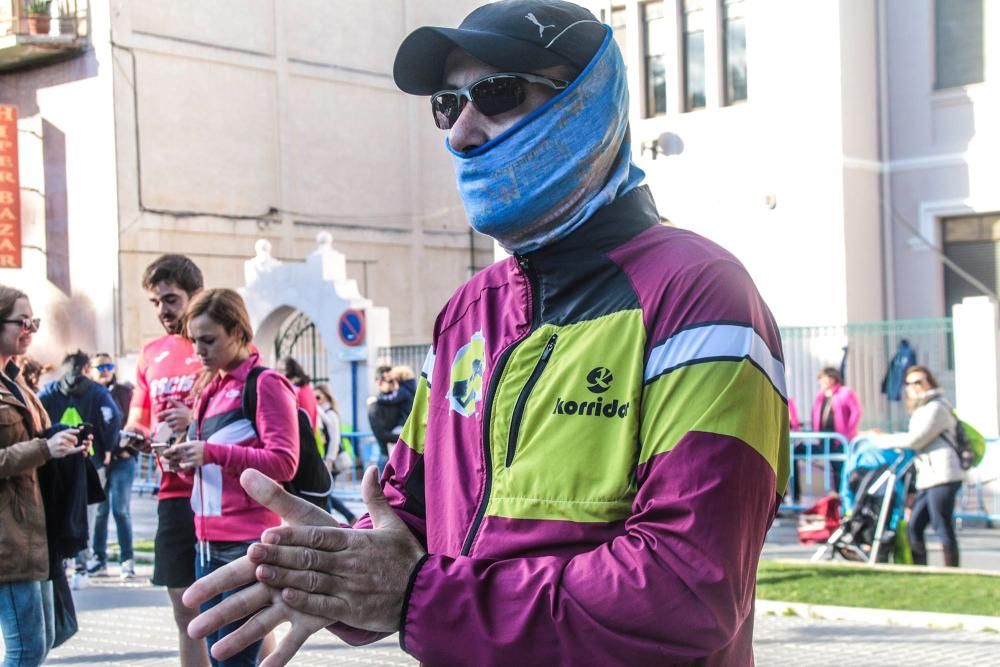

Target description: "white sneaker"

left=71, top=573, right=90, bottom=590
left=120, top=559, right=135, bottom=580
left=86, top=557, right=107, bottom=576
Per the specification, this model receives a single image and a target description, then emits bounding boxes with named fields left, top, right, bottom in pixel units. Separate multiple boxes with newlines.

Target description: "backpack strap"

left=241, top=366, right=268, bottom=436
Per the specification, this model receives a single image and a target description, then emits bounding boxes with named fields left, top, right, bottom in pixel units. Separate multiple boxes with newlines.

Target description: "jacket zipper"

left=460, top=254, right=539, bottom=556
left=505, top=334, right=557, bottom=468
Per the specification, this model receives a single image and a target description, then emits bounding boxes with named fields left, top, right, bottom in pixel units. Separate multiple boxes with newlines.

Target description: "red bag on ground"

left=796, top=495, right=841, bottom=544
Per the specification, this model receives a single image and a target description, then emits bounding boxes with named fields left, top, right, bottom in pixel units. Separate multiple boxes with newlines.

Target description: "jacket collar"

left=0, top=360, right=26, bottom=409
left=0, top=360, right=49, bottom=434
left=524, top=185, right=659, bottom=260
left=207, top=351, right=260, bottom=391
left=916, top=388, right=945, bottom=408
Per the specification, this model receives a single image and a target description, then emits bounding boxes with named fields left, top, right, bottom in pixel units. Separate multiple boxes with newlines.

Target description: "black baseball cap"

left=393, top=0, right=606, bottom=95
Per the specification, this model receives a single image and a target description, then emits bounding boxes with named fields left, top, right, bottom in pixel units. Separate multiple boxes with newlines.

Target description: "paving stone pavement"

left=18, top=490, right=997, bottom=665
left=23, top=567, right=998, bottom=666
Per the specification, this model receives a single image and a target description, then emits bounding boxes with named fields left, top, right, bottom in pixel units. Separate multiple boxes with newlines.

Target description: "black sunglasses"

left=2, top=317, right=40, bottom=332
left=431, top=72, right=569, bottom=130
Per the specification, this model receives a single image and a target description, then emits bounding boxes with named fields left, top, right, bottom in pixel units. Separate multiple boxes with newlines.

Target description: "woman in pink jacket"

left=811, top=366, right=861, bottom=491
left=164, top=288, right=298, bottom=667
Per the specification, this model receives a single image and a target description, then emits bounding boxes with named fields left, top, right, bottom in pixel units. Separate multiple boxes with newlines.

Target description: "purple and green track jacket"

left=344, top=186, right=790, bottom=665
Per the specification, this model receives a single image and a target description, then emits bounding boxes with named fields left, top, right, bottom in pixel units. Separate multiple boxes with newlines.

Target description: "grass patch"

left=110, top=539, right=154, bottom=553
left=757, top=560, right=1000, bottom=617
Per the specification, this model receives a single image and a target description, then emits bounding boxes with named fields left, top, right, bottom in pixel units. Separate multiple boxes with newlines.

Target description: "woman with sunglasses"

left=162, top=288, right=299, bottom=666
left=0, top=286, right=87, bottom=665
left=870, top=365, right=964, bottom=566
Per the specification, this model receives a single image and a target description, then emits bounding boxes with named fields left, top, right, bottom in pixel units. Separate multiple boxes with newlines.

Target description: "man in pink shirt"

left=123, top=254, right=209, bottom=667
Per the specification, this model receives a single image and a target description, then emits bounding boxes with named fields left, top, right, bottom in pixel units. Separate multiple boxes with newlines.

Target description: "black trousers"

left=908, top=481, right=961, bottom=566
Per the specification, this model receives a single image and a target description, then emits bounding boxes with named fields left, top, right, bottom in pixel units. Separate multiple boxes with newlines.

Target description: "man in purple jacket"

left=184, top=2, right=789, bottom=665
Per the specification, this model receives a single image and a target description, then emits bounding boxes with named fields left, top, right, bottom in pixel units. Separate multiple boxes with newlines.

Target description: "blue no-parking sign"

left=338, top=309, right=366, bottom=347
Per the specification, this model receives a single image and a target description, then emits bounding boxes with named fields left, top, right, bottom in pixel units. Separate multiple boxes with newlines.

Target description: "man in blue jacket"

left=38, top=349, right=122, bottom=586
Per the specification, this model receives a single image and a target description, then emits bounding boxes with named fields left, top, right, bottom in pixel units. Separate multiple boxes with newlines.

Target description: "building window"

left=682, top=0, right=706, bottom=111
left=943, top=213, right=1000, bottom=315
left=643, top=1, right=667, bottom=117
left=934, top=0, right=984, bottom=89
left=611, top=6, right=628, bottom=63
left=722, top=0, right=747, bottom=104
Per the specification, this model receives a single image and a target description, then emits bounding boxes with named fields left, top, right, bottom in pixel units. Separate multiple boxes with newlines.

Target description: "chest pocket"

left=486, top=312, right=645, bottom=523
left=0, top=403, right=29, bottom=448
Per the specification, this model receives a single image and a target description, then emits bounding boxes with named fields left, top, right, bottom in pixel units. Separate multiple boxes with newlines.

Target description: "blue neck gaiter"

left=448, top=27, right=645, bottom=255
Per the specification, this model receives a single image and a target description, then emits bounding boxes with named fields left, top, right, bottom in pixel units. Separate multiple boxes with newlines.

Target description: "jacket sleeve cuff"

left=324, top=623, right=392, bottom=646
left=202, top=442, right=222, bottom=466
left=398, top=553, right=431, bottom=655
left=36, top=437, right=52, bottom=461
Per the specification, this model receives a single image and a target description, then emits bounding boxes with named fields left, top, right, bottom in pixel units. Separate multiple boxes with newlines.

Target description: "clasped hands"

left=182, top=466, right=426, bottom=666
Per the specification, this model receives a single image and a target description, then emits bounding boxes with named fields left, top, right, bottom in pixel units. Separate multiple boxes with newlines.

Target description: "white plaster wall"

left=242, top=236, right=391, bottom=433
left=0, top=0, right=120, bottom=364
left=886, top=0, right=1000, bottom=319
left=626, top=0, right=855, bottom=327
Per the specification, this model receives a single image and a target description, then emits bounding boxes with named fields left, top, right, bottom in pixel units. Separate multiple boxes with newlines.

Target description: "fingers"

left=259, top=623, right=320, bottom=667
left=281, top=588, right=350, bottom=622
left=208, top=603, right=285, bottom=662
left=182, top=556, right=256, bottom=609
left=187, top=581, right=271, bottom=640
left=256, top=562, right=341, bottom=598
left=255, top=526, right=349, bottom=553
left=361, top=465, right=398, bottom=530
left=240, top=469, right=338, bottom=528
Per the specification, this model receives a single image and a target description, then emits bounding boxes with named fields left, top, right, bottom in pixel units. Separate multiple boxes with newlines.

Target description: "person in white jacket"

left=872, top=365, right=963, bottom=566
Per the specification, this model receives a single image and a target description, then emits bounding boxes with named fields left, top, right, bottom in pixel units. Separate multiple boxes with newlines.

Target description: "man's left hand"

left=183, top=466, right=425, bottom=664
left=250, top=465, right=426, bottom=632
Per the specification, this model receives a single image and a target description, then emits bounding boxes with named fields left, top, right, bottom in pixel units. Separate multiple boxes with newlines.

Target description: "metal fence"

left=781, top=318, right=954, bottom=432
left=383, top=319, right=953, bottom=433
left=377, top=344, right=430, bottom=377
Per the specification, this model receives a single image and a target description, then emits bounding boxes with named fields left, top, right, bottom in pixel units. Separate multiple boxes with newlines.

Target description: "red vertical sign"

left=0, top=105, right=21, bottom=269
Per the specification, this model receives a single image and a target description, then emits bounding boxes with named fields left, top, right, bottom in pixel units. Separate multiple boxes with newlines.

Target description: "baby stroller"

left=811, top=441, right=915, bottom=564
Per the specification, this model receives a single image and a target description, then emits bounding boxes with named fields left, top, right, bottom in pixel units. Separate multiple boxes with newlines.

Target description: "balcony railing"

left=0, top=0, right=90, bottom=72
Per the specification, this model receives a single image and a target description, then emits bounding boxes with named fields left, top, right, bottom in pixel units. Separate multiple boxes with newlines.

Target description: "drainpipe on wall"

left=876, top=0, right=896, bottom=322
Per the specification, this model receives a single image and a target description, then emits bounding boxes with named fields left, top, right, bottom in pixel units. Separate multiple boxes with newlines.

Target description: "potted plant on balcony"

left=26, top=0, right=52, bottom=35
left=57, top=0, right=77, bottom=36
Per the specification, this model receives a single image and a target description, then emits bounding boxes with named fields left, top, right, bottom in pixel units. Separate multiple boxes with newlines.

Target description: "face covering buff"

left=449, top=26, right=645, bottom=255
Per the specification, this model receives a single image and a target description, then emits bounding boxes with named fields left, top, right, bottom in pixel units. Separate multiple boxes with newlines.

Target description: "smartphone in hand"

left=77, top=422, right=94, bottom=442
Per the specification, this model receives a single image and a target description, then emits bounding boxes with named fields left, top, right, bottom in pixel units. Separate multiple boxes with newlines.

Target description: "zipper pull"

left=540, top=334, right=557, bottom=362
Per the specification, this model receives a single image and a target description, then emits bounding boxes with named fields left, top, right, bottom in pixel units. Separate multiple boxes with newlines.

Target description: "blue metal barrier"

left=956, top=438, right=999, bottom=526
left=782, top=431, right=999, bottom=529
left=133, top=452, right=159, bottom=496
left=781, top=431, right=850, bottom=512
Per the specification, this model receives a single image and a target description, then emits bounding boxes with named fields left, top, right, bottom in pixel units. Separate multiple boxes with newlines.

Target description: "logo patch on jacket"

left=449, top=331, right=486, bottom=418
left=553, top=367, right=628, bottom=418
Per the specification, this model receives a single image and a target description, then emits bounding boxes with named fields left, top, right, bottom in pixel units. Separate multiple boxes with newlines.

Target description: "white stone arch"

left=241, top=233, right=390, bottom=433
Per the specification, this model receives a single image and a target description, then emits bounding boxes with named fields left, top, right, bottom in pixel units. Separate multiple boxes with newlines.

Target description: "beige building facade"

left=2, top=0, right=488, bottom=371
left=3, top=0, right=997, bottom=372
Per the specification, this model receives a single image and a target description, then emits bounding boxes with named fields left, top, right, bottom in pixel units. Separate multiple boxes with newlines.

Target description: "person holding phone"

left=0, top=286, right=87, bottom=666
left=122, top=255, right=213, bottom=667
left=37, top=350, right=122, bottom=587
left=164, top=288, right=298, bottom=667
